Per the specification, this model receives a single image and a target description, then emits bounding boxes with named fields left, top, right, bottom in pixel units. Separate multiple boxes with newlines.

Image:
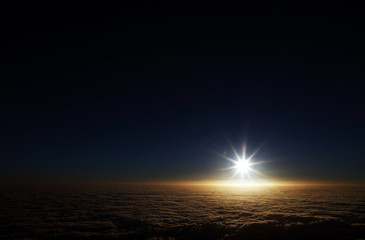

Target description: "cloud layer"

left=0, top=184, right=365, bottom=239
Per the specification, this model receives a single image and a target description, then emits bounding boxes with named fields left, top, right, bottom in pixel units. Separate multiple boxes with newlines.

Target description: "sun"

left=218, top=139, right=266, bottom=183
left=235, top=159, right=252, bottom=173
left=229, top=156, right=258, bottom=180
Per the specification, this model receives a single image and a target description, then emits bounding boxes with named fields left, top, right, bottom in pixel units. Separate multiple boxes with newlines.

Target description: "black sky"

left=1, top=3, right=365, bottom=182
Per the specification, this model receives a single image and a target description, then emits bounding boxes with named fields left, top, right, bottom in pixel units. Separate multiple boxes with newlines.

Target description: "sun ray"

left=219, top=166, right=238, bottom=171
left=227, top=138, right=241, bottom=161
left=229, top=168, right=241, bottom=180
left=242, top=131, right=247, bottom=162
left=248, top=168, right=266, bottom=177
left=246, top=141, right=266, bottom=161
left=248, top=160, right=267, bottom=166
left=220, top=155, right=238, bottom=164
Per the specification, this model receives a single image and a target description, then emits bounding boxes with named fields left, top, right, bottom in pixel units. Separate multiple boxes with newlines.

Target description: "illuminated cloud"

left=0, top=184, right=364, bottom=239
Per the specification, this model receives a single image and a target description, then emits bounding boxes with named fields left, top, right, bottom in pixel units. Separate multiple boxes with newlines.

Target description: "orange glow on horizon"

left=115, top=179, right=365, bottom=188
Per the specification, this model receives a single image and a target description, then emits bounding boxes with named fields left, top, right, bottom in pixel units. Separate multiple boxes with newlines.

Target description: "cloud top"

left=0, top=184, right=364, bottom=239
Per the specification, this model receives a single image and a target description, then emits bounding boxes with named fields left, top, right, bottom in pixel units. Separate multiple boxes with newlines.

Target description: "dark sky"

left=1, top=3, right=365, bottom=182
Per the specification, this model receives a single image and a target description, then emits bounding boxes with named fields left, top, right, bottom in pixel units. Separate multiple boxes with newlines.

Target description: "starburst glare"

left=219, top=139, right=265, bottom=183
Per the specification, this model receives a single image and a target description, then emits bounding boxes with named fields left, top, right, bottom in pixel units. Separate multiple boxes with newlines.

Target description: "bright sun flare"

left=219, top=139, right=265, bottom=183
left=235, top=159, right=252, bottom=173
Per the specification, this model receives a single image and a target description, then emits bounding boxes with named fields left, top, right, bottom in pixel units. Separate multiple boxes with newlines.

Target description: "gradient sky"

left=1, top=3, right=365, bottom=182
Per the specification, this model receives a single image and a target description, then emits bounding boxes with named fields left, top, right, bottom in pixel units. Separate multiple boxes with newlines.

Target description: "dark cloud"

left=0, top=185, right=364, bottom=239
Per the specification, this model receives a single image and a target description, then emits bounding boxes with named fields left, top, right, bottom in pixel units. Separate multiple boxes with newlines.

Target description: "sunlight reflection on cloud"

left=0, top=184, right=364, bottom=239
